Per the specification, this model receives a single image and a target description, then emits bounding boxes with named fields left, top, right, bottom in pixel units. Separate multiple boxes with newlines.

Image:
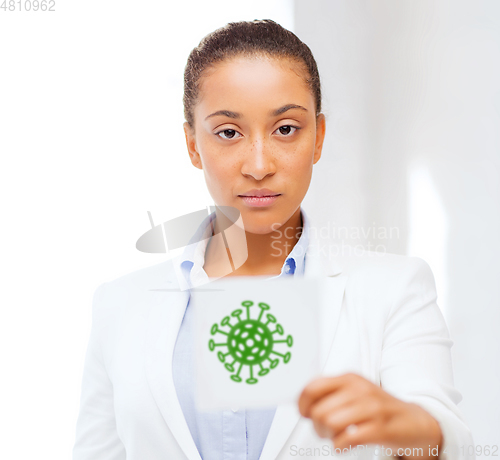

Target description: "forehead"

left=195, top=55, right=313, bottom=116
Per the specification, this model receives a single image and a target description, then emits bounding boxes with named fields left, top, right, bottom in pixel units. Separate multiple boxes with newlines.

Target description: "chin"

left=245, top=225, right=277, bottom=235
left=240, top=214, right=285, bottom=235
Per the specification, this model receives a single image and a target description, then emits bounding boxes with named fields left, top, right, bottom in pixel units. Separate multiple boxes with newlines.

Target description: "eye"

left=274, top=125, right=299, bottom=137
left=216, top=129, right=242, bottom=140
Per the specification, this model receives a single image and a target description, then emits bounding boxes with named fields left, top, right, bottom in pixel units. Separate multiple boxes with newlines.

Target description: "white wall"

left=297, top=0, right=500, bottom=451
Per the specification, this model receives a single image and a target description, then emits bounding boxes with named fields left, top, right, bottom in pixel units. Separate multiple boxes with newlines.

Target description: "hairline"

left=188, top=51, right=316, bottom=132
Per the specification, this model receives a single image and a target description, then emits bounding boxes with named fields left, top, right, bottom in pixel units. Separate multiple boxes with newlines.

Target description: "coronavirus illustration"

left=208, top=300, right=293, bottom=384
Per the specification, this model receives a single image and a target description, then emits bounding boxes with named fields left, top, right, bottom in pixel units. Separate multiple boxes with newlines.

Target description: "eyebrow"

left=204, top=104, right=308, bottom=121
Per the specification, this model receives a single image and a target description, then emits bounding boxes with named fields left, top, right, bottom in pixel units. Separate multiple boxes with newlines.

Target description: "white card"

left=192, top=275, right=323, bottom=411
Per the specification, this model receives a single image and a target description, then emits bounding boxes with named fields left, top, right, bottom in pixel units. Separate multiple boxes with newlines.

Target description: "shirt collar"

left=278, top=207, right=310, bottom=277
left=176, top=207, right=310, bottom=288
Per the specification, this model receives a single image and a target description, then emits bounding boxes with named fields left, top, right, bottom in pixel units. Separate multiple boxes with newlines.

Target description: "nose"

left=240, top=136, right=276, bottom=181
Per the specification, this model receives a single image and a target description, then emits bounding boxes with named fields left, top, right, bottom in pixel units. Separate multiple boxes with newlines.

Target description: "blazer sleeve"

left=379, top=257, right=475, bottom=460
left=73, top=282, right=126, bottom=460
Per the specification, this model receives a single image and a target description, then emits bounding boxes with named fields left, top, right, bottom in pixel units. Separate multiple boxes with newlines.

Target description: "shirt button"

left=231, top=406, right=239, bottom=413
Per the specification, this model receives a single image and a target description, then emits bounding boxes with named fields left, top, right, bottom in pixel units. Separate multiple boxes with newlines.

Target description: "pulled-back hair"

left=183, top=19, right=322, bottom=129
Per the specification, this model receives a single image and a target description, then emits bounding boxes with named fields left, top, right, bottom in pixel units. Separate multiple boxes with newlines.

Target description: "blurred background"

left=1, top=0, right=498, bottom=458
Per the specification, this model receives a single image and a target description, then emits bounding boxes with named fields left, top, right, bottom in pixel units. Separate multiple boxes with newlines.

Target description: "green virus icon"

left=208, top=300, right=293, bottom=384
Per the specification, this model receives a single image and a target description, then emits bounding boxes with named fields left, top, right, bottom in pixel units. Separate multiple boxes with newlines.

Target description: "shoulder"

left=336, top=247, right=433, bottom=282
left=101, top=258, right=175, bottom=293
left=330, top=245, right=437, bottom=316
left=90, top=259, right=177, bottom=325
left=307, top=217, right=434, bottom=287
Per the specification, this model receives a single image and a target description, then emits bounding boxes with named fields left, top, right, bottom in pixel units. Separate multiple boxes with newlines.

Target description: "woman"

left=73, top=20, right=474, bottom=460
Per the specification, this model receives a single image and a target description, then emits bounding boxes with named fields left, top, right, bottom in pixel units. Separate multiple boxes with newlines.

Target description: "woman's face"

left=184, top=55, right=326, bottom=234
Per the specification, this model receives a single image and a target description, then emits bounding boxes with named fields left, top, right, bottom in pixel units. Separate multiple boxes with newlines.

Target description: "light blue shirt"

left=172, top=207, right=310, bottom=460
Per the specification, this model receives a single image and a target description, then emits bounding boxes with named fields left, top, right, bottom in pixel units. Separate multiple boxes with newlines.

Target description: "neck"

left=203, top=206, right=303, bottom=277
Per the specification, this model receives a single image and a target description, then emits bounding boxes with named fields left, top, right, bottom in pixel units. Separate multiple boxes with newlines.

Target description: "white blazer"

left=73, top=219, right=474, bottom=460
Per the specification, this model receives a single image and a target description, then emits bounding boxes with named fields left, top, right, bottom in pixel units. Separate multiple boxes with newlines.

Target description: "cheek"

left=279, top=138, right=315, bottom=175
left=200, top=150, right=238, bottom=195
left=203, top=150, right=234, bottom=176
left=198, top=137, right=228, bottom=173
left=279, top=150, right=315, bottom=194
left=203, top=160, right=224, bottom=184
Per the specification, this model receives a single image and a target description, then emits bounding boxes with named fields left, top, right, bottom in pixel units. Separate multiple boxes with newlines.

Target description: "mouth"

left=238, top=194, right=281, bottom=207
left=238, top=188, right=281, bottom=197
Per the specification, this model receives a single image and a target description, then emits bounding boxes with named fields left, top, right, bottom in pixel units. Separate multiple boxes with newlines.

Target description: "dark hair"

left=183, top=19, right=322, bottom=130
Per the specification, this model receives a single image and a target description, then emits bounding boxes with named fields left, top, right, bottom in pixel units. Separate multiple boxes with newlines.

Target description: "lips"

left=239, top=195, right=280, bottom=208
left=238, top=188, right=281, bottom=197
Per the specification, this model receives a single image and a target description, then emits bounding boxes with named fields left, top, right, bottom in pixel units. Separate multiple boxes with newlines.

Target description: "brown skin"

left=298, top=374, right=443, bottom=459
left=183, top=54, right=443, bottom=458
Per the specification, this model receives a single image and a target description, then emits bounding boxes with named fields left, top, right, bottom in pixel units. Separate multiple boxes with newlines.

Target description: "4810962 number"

left=461, top=445, right=499, bottom=457
left=1, top=0, right=55, bottom=11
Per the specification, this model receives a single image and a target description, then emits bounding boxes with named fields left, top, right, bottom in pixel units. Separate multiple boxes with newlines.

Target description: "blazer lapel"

left=144, top=278, right=202, bottom=460
left=259, top=227, right=347, bottom=460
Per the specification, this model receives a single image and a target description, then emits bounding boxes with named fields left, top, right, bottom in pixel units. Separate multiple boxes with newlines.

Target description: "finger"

left=333, top=420, right=384, bottom=451
left=313, top=420, right=333, bottom=439
left=322, top=400, right=376, bottom=437
left=298, top=374, right=356, bottom=417
left=309, top=389, right=361, bottom=425
left=311, top=400, right=376, bottom=441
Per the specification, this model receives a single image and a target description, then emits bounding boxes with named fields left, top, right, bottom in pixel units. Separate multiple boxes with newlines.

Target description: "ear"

left=183, top=122, right=203, bottom=170
left=313, top=113, right=326, bottom=165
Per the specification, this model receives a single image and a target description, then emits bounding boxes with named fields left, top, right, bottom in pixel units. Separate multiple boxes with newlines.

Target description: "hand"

left=298, top=373, right=443, bottom=459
